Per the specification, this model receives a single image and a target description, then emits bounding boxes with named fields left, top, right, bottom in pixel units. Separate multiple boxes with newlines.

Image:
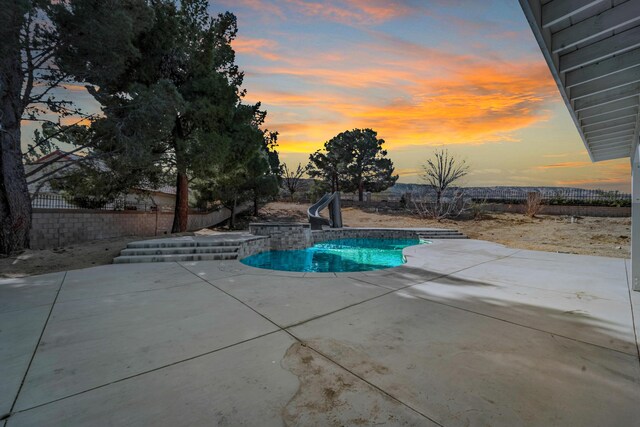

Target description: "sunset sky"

left=22, top=0, right=632, bottom=191
left=214, top=0, right=631, bottom=191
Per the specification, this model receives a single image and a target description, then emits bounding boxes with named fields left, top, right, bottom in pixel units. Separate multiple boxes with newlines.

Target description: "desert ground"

left=0, top=202, right=630, bottom=278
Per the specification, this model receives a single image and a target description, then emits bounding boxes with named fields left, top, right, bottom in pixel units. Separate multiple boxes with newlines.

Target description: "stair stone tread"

left=418, top=230, right=468, bottom=240
left=127, top=241, right=243, bottom=249
left=113, top=252, right=238, bottom=264
left=120, top=246, right=240, bottom=256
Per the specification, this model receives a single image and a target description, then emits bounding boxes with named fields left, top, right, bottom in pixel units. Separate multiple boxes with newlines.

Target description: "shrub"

left=525, top=192, right=543, bottom=217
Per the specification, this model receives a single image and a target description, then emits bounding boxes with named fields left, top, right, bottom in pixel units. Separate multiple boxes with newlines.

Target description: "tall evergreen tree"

left=0, top=0, right=152, bottom=254
left=245, top=130, right=280, bottom=216
left=193, top=103, right=279, bottom=227
left=308, top=128, right=398, bottom=201
left=56, top=0, right=247, bottom=232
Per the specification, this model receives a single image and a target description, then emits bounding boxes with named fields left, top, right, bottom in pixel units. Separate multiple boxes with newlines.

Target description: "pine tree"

left=55, top=1, right=247, bottom=232
left=308, top=128, right=398, bottom=201
left=0, top=0, right=152, bottom=254
left=193, top=103, right=279, bottom=228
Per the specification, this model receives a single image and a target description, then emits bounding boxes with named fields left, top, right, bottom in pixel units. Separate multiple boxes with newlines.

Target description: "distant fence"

left=30, top=193, right=169, bottom=211
left=483, top=203, right=630, bottom=217
left=339, top=188, right=631, bottom=207
left=462, top=188, right=631, bottom=207
left=284, top=187, right=631, bottom=207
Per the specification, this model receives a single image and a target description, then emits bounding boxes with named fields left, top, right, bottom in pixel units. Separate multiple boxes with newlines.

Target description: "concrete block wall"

left=484, top=203, right=630, bottom=217
left=30, top=207, right=233, bottom=249
left=187, top=208, right=233, bottom=230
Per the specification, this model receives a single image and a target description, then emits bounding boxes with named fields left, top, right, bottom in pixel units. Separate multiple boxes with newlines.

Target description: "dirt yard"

left=259, top=202, right=631, bottom=259
left=0, top=202, right=630, bottom=278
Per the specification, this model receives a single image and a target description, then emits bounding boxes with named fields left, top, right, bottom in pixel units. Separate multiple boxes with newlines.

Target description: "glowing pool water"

left=240, top=238, right=427, bottom=273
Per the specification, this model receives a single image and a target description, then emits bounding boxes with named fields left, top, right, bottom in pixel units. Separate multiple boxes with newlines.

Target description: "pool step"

left=114, top=238, right=242, bottom=264
left=417, top=229, right=468, bottom=239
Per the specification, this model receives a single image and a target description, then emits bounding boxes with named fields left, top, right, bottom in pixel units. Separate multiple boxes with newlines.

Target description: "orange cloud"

left=59, top=116, right=93, bottom=127
left=394, top=167, right=421, bottom=177
left=233, top=36, right=283, bottom=61
left=244, top=89, right=345, bottom=107
left=220, top=0, right=421, bottom=25
left=540, top=160, right=630, bottom=189
left=218, top=0, right=285, bottom=19
left=535, top=161, right=591, bottom=170
left=283, top=0, right=415, bottom=25
left=556, top=177, right=630, bottom=187
left=60, top=83, right=88, bottom=92
left=253, top=65, right=414, bottom=88
left=239, top=23, right=559, bottom=151
left=243, top=54, right=558, bottom=153
left=337, top=63, right=555, bottom=146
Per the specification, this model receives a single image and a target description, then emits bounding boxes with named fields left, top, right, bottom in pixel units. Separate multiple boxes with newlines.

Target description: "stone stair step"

left=421, top=235, right=468, bottom=239
left=113, top=252, right=238, bottom=264
left=418, top=230, right=468, bottom=239
left=126, top=240, right=241, bottom=249
left=418, top=232, right=465, bottom=235
left=120, top=246, right=240, bottom=256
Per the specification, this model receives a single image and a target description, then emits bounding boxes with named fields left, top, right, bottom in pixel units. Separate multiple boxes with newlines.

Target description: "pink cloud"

left=217, top=0, right=285, bottom=19
left=233, top=36, right=283, bottom=61
left=283, top=0, right=417, bottom=25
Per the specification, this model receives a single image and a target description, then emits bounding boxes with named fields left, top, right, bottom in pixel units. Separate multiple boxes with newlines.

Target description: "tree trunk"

left=358, top=180, right=364, bottom=202
left=0, top=8, right=32, bottom=255
left=253, top=193, right=259, bottom=216
left=229, top=197, right=236, bottom=229
left=0, top=129, right=32, bottom=254
left=435, top=190, right=443, bottom=218
left=171, top=171, right=189, bottom=233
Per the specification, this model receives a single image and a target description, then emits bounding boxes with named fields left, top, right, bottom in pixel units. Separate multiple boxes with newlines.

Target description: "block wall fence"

left=484, top=204, right=630, bottom=217
left=30, top=208, right=233, bottom=249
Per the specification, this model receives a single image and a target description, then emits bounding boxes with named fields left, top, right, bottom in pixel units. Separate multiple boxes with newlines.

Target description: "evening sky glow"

left=215, top=0, right=631, bottom=191
left=22, top=0, right=631, bottom=191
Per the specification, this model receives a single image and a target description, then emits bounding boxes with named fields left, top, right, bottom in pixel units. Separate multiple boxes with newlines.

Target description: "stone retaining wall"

left=31, top=208, right=233, bottom=249
left=312, top=228, right=422, bottom=243
left=237, top=236, right=270, bottom=259
left=249, top=223, right=312, bottom=250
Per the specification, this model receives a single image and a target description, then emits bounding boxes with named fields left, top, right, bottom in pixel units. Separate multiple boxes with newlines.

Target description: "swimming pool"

left=240, top=237, right=427, bottom=273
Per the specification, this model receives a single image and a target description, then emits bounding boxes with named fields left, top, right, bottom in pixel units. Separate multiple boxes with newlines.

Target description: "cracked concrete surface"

left=1, top=239, right=639, bottom=426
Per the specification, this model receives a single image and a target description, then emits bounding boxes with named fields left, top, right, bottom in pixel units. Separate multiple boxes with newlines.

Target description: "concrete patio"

left=1, top=239, right=639, bottom=426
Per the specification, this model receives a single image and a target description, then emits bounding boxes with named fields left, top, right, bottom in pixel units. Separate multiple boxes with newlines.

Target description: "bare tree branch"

left=282, top=163, right=305, bottom=201
left=22, top=115, right=97, bottom=159
left=417, top=149, right=469, bottom=220
left=28, top=73, right=70, bottom=104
